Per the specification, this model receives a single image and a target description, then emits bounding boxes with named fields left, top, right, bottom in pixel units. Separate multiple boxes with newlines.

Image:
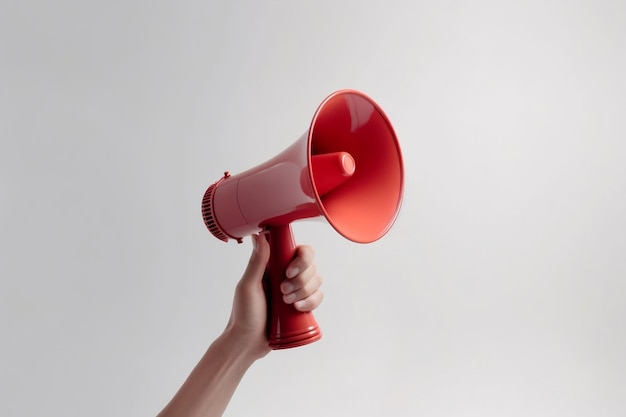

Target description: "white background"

left=1, top=1, right=625, bottom=416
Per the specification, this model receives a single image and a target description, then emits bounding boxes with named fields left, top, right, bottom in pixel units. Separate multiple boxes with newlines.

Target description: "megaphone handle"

left=265, top=224, right=322, bottom=349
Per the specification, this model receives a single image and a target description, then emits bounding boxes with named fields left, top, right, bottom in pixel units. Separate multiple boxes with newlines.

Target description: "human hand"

left=158, top=234, right=323, bottom=417
left=224, top=233, right=324, bottom=359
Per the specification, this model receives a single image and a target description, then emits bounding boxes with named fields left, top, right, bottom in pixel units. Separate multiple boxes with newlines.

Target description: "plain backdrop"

left=1, top=1, right=625, bottom=416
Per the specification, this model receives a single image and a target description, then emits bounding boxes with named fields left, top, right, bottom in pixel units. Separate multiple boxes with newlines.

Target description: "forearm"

left=157, top=329, right=260, bottom=417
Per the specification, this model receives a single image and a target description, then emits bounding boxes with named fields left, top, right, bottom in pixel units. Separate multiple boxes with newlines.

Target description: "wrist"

left=219, top=326, right=271, bottom=363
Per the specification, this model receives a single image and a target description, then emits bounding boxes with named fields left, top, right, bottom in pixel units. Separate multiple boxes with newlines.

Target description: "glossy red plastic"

left=265, top=224, right=322, bottom=349
left=202, top=89, right=404, bottom=349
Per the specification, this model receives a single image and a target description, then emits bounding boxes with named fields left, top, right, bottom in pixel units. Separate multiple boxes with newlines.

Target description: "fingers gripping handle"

left=265, top=224, right=322, bottom=349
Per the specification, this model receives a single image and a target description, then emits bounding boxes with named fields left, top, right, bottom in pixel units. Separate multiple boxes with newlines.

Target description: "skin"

left=157, top=233, right=323, bottom=417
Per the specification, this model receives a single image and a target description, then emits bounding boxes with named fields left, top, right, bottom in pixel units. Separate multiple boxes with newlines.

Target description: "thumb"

left=240, top=233, right=270, bottom=284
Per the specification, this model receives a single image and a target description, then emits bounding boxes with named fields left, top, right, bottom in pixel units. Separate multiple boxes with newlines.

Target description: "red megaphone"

left=202, top=89, right=404, bottom=349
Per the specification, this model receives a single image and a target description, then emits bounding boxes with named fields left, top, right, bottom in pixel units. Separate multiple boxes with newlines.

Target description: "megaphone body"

left=202, top=90, right=404, bottom=349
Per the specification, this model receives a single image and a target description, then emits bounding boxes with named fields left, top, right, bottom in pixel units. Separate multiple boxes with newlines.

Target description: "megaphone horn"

left=202, top=89, right=404, bottom=349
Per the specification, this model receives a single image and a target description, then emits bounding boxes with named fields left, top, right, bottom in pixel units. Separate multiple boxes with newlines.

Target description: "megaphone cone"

left=202, top=90, right=404, bottom=349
